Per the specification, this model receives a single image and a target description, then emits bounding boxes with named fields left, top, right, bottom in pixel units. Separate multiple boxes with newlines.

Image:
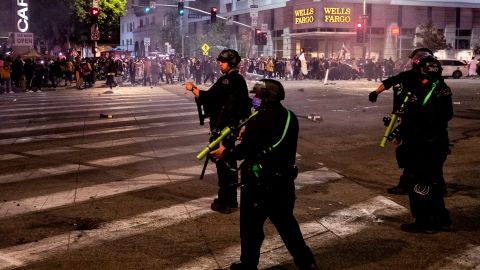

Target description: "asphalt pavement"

left=0, top=78, right=479, bottom=270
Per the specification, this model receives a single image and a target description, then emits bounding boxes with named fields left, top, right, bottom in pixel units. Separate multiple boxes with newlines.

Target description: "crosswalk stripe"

left=0, top=110, right=199, bottom=135
left=0, top=192, right=408, bottom=270
left=0, top=165, right=337, bottom=217
left=0, top=165, right=215, bottom=218
left=0, top=119, right=203, bottom=146
left=0, top=196, right=215, bottom=270
left=0, top=166, right=343, bottom=268
left=1, top=94, right=184, bottom=113
left=0, top=143, right=205, bottom=185
left=1, top=103, right=194, bottom=122
left=177, top=195, right=408, bottom=269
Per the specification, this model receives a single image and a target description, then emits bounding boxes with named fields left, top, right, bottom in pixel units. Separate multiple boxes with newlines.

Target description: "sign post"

left=91, top=24, right=100, bottom=41
left=144, top=37, right=151, bottom=54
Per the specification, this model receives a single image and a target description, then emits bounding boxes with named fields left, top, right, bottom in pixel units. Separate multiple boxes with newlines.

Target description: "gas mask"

left=252, top=96, right=262, bottom=109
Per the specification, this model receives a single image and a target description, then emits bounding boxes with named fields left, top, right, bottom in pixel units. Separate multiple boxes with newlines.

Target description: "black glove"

left=368, top=91, right=378, bottom=102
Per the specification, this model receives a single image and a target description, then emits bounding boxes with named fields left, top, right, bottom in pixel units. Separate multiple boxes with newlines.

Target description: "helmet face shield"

left=418, top=56, right=443, bottom=79
left=411, top=51, right=433, bottom=67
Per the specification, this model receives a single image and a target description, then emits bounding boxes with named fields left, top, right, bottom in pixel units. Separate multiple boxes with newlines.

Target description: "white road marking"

left=0, top=111, right=198, bottom=135
left=0, top=196, right=214, bottom=270
left=0, top=144, right=204, bottom=185
left=0, top=165, right=215, bottom=218
left=171, top=195, right=408, bottom=269
left=0, top=163, right=408, bottom=270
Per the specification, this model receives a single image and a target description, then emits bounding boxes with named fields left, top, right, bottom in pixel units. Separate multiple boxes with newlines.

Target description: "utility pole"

left=363, top=0, right=368, bottom=59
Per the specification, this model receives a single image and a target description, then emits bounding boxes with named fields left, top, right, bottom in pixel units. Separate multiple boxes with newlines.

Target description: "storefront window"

left=456, top=29, right=471, bottom=37
left=401, top=28, right=415, bottom=37
left=369, top=28, right=385, bottom=35
left=456, top=39, right=470, bottom=49
left=273, top=29, right=283, bottom=37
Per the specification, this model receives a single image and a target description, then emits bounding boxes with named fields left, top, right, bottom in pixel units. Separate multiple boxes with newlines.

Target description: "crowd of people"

left=2, top=51, right=478, bottom=94
left=0, top=51, right=416, bottom=94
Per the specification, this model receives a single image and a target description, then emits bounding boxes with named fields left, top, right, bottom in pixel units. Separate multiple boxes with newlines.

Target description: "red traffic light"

left=255, top=29, right=261, bottom=34
left=91, top=7, right=99, bottom=16
left=356, top=23, right=363, bottom=28
left=391, top=25, right=400, bottom=36
left=210, top=7, right=217, bottom=23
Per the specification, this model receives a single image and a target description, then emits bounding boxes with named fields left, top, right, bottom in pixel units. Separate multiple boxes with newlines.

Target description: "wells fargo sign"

left=324, top=7, right=351, bottom=23
left=294, top=8, right=315, bottom=24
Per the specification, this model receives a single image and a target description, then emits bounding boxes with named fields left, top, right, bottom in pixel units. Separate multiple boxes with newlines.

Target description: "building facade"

left=120, top=0, right=480, bottom=61
left=0, top=0, right=31, bottom=55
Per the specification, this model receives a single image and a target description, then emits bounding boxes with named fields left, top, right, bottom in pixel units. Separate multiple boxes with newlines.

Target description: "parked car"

left=438, top=59, right=468, bottom=79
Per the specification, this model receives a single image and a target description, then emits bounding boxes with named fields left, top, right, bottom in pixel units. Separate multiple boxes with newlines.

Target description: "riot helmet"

left=250, top=79, right=285, bottom=104
left=409, top=47, right=434, bottom=68
left=418, top=55, right=443, bottom=79
left=217, top=49, right=241, bottom=67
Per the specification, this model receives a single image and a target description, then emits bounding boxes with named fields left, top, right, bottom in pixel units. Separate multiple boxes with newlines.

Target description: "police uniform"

left=395, top=57, right=453, bottom=232
left=223, top=79, right=317, bottom=270
left=196, top=57, right=250, bottom=212
left=369, top=48, right=445, bottom=195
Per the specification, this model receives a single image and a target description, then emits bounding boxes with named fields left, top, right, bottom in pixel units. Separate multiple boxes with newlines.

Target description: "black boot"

left=230, top=261, right=257, bottom=270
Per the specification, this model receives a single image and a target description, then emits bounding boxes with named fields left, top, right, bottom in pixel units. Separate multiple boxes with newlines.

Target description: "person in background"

left=468, top=56, right=478, bottom=78
left=1, top=60, right=13, bottom=93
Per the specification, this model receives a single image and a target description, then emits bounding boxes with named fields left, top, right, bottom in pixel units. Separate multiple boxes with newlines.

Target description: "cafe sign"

left=324, top=7, right=351, bottom=23
left=294, top=8, right=315, bottom=25
left=17, top=0, right=29, bottom=32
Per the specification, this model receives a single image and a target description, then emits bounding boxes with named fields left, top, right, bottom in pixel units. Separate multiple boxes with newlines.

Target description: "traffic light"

left=260, top=33, right=267, bottom=45
left=254, top=29, right=267, bottom=46
left=254, top=29, right=261, bottom=45
left=178, top=2, right=184, bottom=16
left=144, top=6, right=151, bottom=14
left=91, top=7, right=99, bottom=23
left=210, top=7, right=217, bottom=23
left=356, top=22, right=364, bottom=43
left=92, top=46, right=99, bottom=54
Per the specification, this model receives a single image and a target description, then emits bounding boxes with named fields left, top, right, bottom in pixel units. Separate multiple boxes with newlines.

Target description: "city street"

left=0, top=78, right=479, bottom=270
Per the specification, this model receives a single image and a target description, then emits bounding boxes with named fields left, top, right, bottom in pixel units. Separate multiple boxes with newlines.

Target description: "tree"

left=415, top=21, right=448, bottom=53
left=191, top=21, right=229, bottom=57
left=238, top=28, right=253, bottom=58
left=155, top=11, right=229, bottom=57
left=29, top=0, right=91, bottom=54
left=74, top=0, right=127, bottom=42
left=156, top=10, right=182, bottom=54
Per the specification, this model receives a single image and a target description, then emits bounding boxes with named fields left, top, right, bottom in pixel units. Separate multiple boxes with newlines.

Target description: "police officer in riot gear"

left=186, top=49, right=251, bottom=214
left=211, top=79, right=318, bottom=270
left=369, top=47, right=434, bottom=102
left=368, top=48, right=437, bottom=195
left=392, top=55, right=453, bottom=233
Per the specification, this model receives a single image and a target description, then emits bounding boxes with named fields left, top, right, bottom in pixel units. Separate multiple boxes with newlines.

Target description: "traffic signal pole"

left=131, top=3, right=253, bottom=30
left=363, top=0, right=368, bottom=59
left=131, top=3, right=256, bottom=57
